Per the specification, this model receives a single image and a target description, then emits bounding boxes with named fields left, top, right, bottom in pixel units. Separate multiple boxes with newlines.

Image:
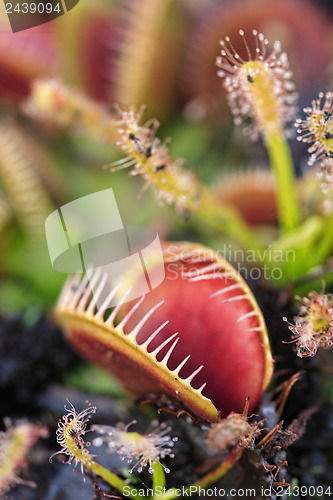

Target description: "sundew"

left=295, top=91, right=333, bottom=165
left=92, top=420, right=178, bottom=474
left=216, top=29, right=298, bottom=140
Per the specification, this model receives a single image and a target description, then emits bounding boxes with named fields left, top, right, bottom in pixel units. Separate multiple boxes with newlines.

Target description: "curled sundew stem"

left=161, top=446, right=244, bottom=500
left=266, top=132, right=301, bottom=233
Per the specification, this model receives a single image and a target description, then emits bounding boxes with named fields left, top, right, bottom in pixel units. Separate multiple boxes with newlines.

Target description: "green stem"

left=266, top=215, right=325, bottom=283
left=197, top=190, right=264, bottom=255
left=313, top=211, right=333, bottom=266
left=64, top=427, right=141, bottom=500
left=152, top=461, right=166, bottom=497
left=270, top=216, right=324, bottom=254
left=89, top=460, right=141, bottom=500
left=160, top=446, right=244, bottom=500
left=265, top=133, right=301, bottom=233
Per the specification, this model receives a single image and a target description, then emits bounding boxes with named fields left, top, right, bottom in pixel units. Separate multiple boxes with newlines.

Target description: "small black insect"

left=247, top=74, right=254, bottom=83
left=324, top=111, right=333, bottom=121
left=155, top=165, right=165, bottom=172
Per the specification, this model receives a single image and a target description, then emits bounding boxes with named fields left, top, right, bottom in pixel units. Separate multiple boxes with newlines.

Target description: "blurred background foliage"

left=0, top=0, right=332, bottom=315
left=0, top=2, right=333, bottom=497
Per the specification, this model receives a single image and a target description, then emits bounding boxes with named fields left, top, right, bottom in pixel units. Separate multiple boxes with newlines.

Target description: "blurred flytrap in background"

left=1, top=0, right=333, bottom=498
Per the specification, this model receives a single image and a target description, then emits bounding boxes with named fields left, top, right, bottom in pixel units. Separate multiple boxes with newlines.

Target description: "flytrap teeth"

left=55, top=270, right=217, bottom=421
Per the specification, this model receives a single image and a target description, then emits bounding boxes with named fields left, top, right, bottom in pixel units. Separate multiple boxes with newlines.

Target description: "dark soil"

left=1, top=279, right=333, bottom=500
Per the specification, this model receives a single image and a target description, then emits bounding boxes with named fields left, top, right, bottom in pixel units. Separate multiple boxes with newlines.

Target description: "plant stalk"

left=160, top=446, right=244, bottom=499
left=152, top=461, right=166, bottom=496
left=265, top=133, right=301, bottom=233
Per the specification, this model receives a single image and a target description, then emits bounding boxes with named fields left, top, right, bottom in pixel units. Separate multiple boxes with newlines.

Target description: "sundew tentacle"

left=50, top=399, right=97, bottom=475
left=295, top=92, right=333, bottom=166
left=283, top=288, right=333, bottom=357
left=217, top=30, right=300, bottom=231
left=216, top=29, right=298, bottom=140
left=92, top=420, right=178, bottom=475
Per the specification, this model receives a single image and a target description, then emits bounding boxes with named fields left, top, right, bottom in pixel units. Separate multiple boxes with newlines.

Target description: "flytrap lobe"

left=54, top=242, right=273, bottom=422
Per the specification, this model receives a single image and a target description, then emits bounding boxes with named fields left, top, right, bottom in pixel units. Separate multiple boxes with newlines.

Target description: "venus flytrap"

left=35, top=24, right=333, bottom=493
left=114, top=0, right=172, bottom=109
left=50, top=239, right=276, bottom=491
left=55, top=242, right=273, bottom=420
